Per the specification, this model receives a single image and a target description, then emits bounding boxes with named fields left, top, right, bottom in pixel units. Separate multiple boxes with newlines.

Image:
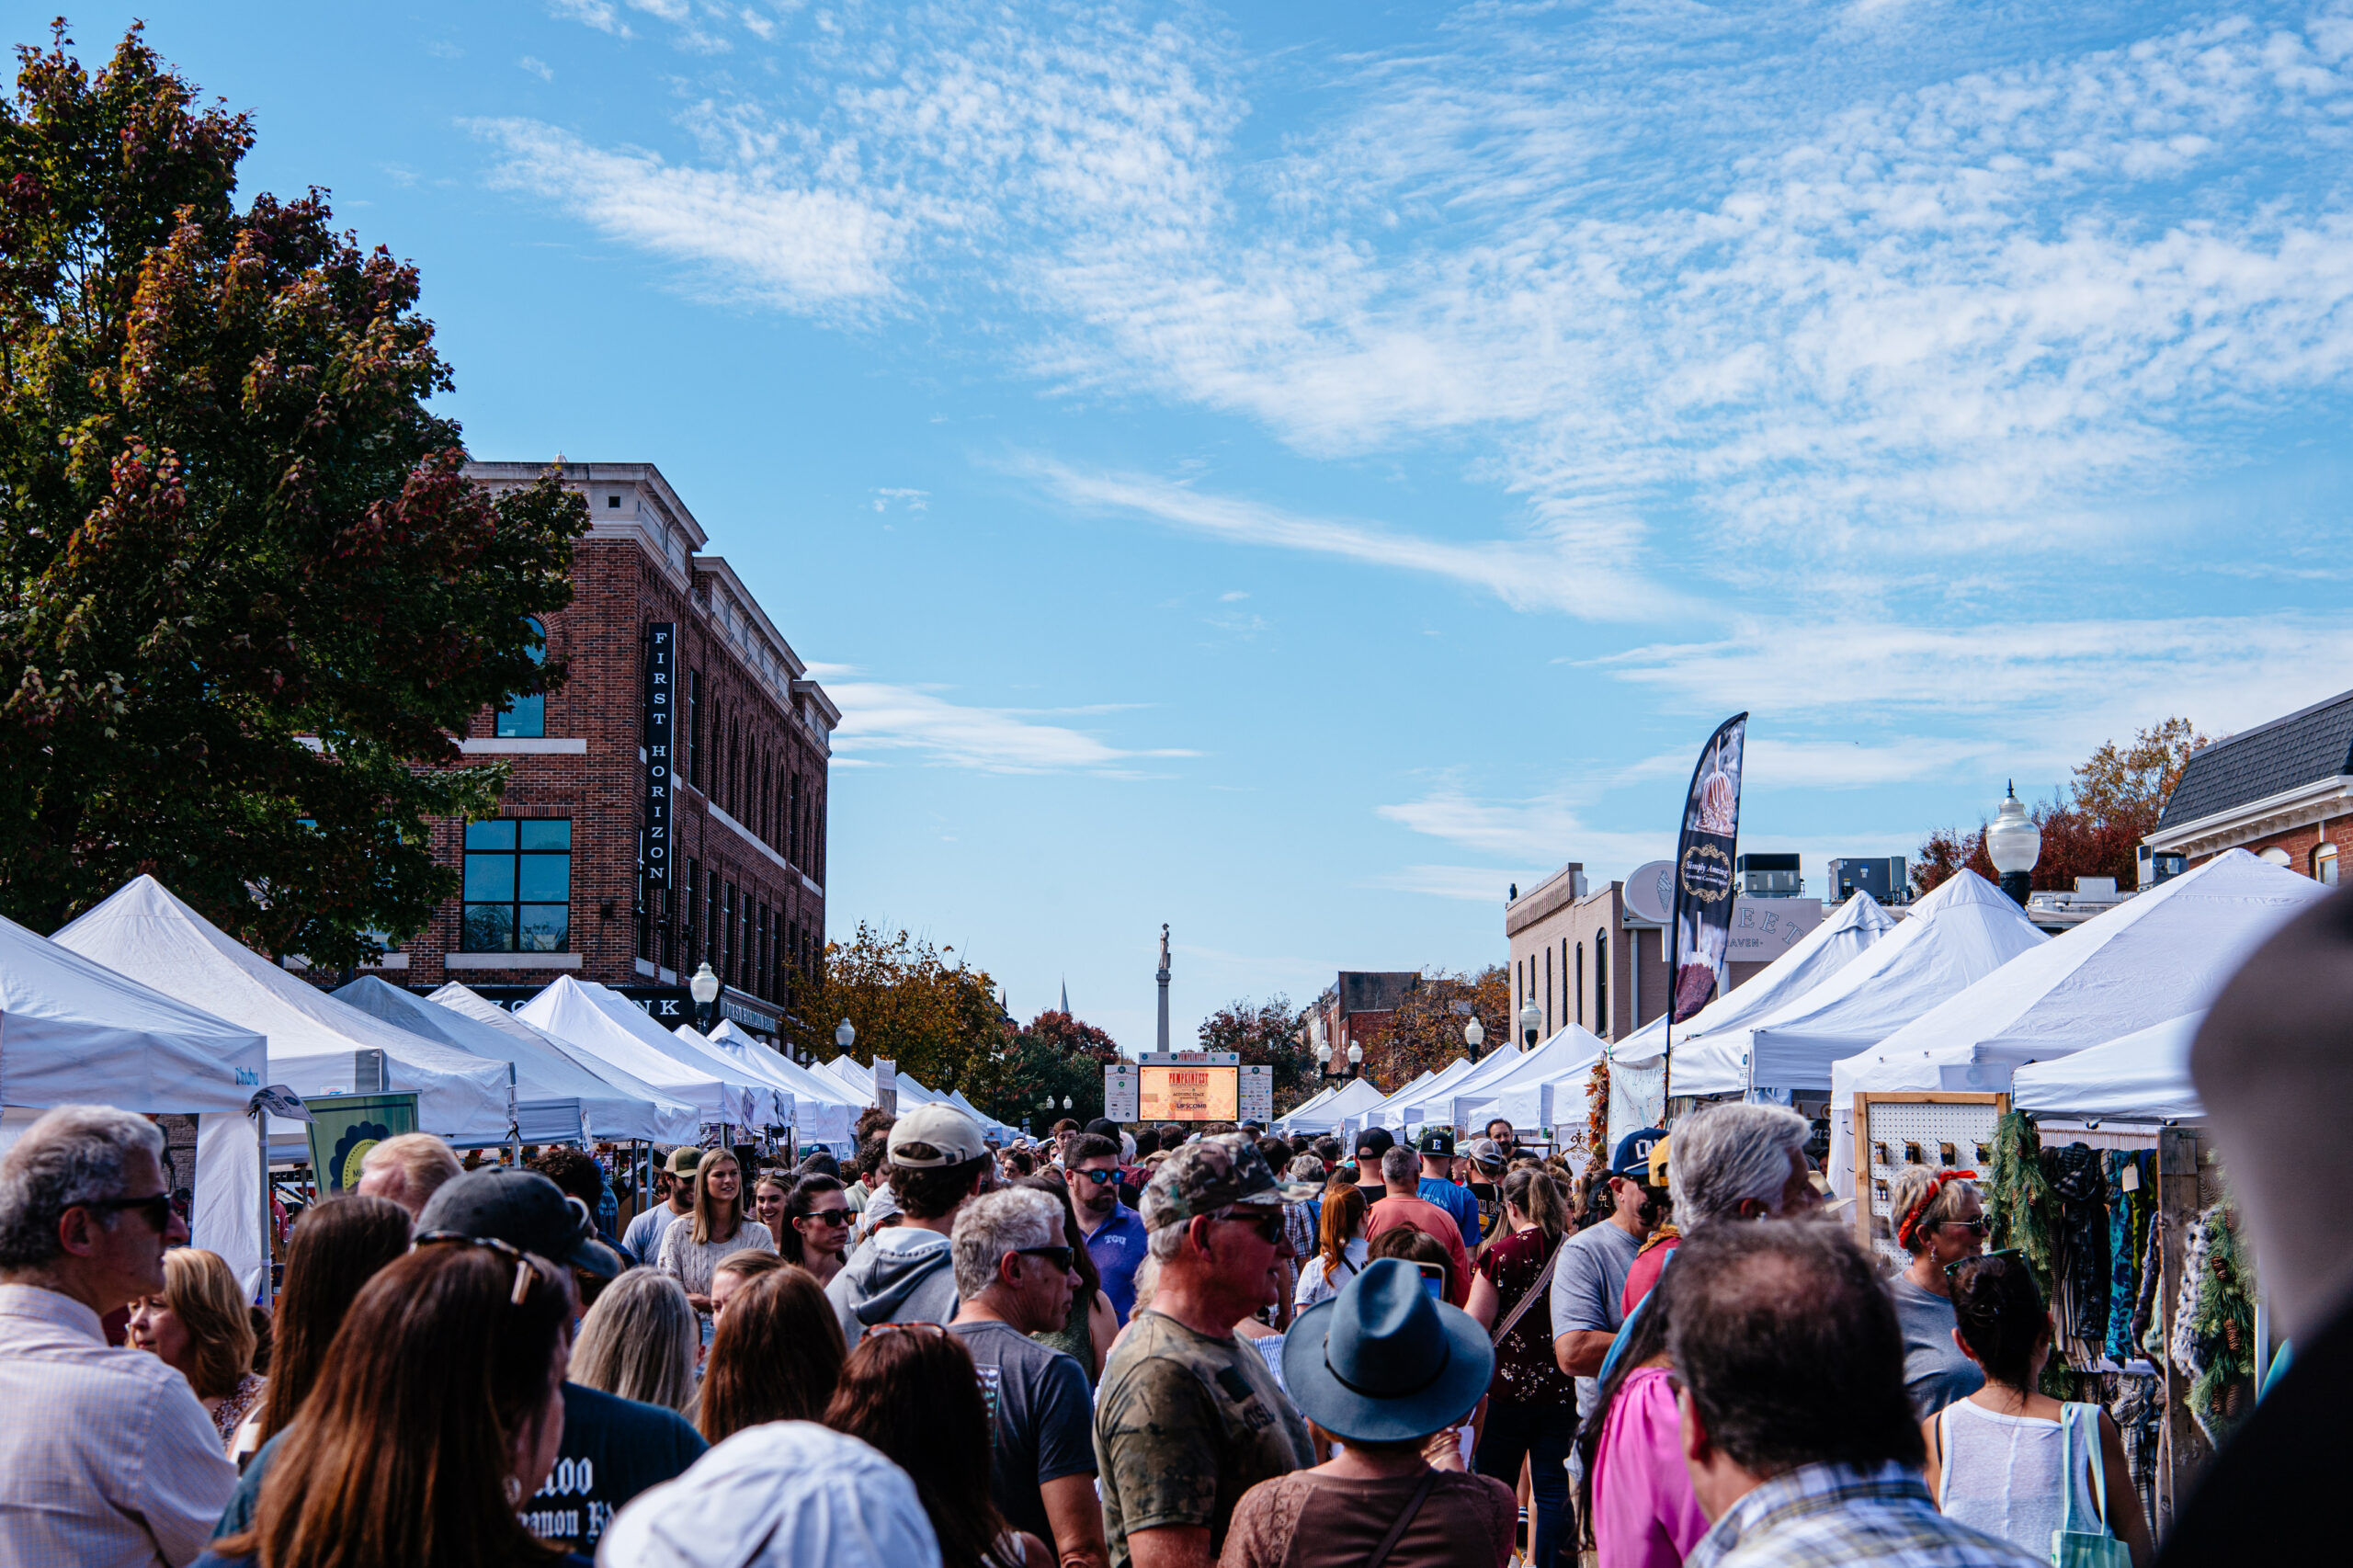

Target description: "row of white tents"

left=0, top=875, right=961, bottom=1297
left=1277, top=849, right=2322, bottom=1190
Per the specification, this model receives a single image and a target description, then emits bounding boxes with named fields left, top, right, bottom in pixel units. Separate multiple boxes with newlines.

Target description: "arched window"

left=1595, top=932, right=1609, bottom=1037
left=2318, top=843, right=2340, bottom=887
left=1575, top=943, right=1585, bottom=1025
left=494, top=619, right=547, bottom=738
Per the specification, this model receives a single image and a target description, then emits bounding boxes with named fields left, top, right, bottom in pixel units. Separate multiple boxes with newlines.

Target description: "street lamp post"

left=1462, top=1015, right=1484, bottom=1062
left=1987, top=781, right=2042, bottom=906
left=1315, top=1040, right=1334, bottom=1077
left=1517, top=1000, right=1542, bottom=1052
left=1346, top=1041, right=1364, bottom=1080
left=689, top=961, right=721, bottom=1034
left=834, top=1017, right=856, bottom=1057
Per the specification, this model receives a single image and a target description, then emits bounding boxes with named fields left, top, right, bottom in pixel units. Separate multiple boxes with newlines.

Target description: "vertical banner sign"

left=642, top=623, right=676, bottom=886
left=1668, top=713, right=1748, bottom=1025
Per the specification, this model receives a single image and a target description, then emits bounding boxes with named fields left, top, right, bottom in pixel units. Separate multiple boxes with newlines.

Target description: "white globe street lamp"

left=1062, top=1095, right=1074, bottom=1112
left=1462, top=1015, right=1484, bottom=1061
left=1517, top=1000, right=1542, bottom=1051
left=1346, top=1040, right=1364, bottom=1079
left=834, top=1017, right=856, bottom=1055
left=1987, top=781, right=2042, bottom=906
left=689, top=961, right=721, bottom=1033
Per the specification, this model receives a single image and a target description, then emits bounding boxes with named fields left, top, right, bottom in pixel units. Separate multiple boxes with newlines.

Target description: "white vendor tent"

left=1836, top=850, right=2326, bottom=1101
left=335, top=977, right=696, bottom=1145
left=1275, top=1075, right=1384, bottom=1135
left=56, top=877, right=512, bottom=1145
left=1449, top=1023, right=1611, bottom=1132
left=1614, top=891, right=1898, bottom=1069
left=428, top=983, right=700, bottom=1144
left=0, top=910, right=269, bottom=1296
left=680, top=1023, right=861, bottom=1142
left=1691, top=870, right=2046, bottom=1096
left=2010, top=1013, right=2205, bottom=1123
left=1271, top=1084, right=1337, bottom=1132
left=516, top=977, right=755, bottom=1130
left=1366, top=1058, right=1478, bottom=1130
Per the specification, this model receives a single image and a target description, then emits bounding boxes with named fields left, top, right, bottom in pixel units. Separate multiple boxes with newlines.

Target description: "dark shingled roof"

left=2158, top=688, right=2353, bottom=829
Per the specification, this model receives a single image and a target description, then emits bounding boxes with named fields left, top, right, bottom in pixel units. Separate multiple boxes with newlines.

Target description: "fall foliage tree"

left=1196, top=994, right=1317, bottom=1108
left=971, top=1010, right=1121, bottom=1131
left=1912, top=719, right=2209, bottom=898
left=1357, top=965, right=1510, bottom=1092
left=0, top=26, right=584, bottom=959
left=789, top=922, right=1006, bottom=1098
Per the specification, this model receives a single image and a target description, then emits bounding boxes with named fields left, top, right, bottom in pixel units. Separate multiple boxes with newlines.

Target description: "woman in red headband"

left=1884, top=1165, right=1987, bottom=1421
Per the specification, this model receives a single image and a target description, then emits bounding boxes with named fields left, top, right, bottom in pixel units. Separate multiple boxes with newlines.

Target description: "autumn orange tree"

left=1197, top=995, right=1317, bottom=1108
left=0, top=26, right=584, bottom=958
left=1912, top=719, right=2208, bottom=897
left=789, top=923, right=1006, bottom=1097
left=1360, top=964, right=1510, bottom=1087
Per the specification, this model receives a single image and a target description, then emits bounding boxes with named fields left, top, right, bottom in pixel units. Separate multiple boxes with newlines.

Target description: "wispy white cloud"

left=1375, top=785, right=1670, bottom=872
left=518, top=56, right=555, bottom=81
left=548, top=0, right=630, bottom=38
left=872, top=487, right=929, bottom=513
left=822, top=676, right=1198, bottom=774
left=1025, top=459, right=1687, bottom=621
left=472, top=119, right=898, bottom=311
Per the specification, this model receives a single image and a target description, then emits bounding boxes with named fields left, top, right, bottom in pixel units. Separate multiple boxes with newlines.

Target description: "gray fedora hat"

left=1281, top=1256, right=1494, bottom=1444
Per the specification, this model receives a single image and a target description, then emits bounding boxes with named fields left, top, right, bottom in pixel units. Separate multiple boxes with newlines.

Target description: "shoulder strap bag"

left=1364, top=1467, right=1444, bottom=1568
left=2051, top=1401, right=2131, bottom=1568
left=1490, top=1231, right=1565, bottom=1346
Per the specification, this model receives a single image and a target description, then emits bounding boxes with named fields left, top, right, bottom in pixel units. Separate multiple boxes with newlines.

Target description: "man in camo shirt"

left=1094, top=1133, right=1316, bottom=1568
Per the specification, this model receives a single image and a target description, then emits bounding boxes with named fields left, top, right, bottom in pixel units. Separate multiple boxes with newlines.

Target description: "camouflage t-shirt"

left=1094, top=1309, right=1314, bottom=1568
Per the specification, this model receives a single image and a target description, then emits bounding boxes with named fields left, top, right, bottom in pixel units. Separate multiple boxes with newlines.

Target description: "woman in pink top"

left=1582, top=1266, right=1709, bottom=1568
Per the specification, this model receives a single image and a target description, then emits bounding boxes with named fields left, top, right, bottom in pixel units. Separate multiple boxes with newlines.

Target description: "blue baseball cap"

left=1612, top=1128, right=1668, bottom=1181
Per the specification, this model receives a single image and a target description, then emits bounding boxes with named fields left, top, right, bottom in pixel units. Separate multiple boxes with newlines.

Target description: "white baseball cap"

left=885, top=1102, right=987, bottom=1167
left=596, top=1421, right=938, bottom=1568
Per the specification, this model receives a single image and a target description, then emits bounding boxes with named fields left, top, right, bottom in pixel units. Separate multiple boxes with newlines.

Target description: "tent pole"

left=254, top=1108, right=273, bottom=1308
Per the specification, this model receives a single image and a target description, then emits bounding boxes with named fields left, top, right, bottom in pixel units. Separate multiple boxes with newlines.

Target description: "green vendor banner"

left=303, top=1092, right=421, bottom=1196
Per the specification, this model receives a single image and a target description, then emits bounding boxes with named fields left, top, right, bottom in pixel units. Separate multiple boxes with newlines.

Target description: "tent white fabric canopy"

left=0, top=908, right=269, bottom=1295
left=56, top=877, right=512, bottom=1144
left=515, top=977, right=751, bottom=1129
left=428, top=983, right=699, bottom=1143
left=1365, top=1059, right=1478, bottom=1130
left=1836, top=850, right=2326, bottom=1103
left=678, top=1024, right=861, bottom=1142
left=1275, top=1076, right=1385, bottom=1135
left=1682, top=870, right=2046, bottom=1096
left=2010, top=1013, right=2204, bottom=1122
left=1614, top=892, right=1899, bottom=1071
left=1271, top=1084, right=1338, bottom=1132
left=1448, top=1024, right=1611, bottom=1131
left=337, top=977, right=696, bottom=1144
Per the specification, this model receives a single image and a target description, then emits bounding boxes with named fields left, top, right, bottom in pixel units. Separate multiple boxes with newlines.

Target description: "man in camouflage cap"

left=1094, top=1133, right=1315, bottom=1568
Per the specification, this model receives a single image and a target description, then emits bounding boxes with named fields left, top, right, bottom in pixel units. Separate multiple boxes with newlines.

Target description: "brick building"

left=370, top=461, right=836, bottom=1040
left=1308, top=971, right=1421, bottom=1064
left=2143, top=687, right=2352, bottom=887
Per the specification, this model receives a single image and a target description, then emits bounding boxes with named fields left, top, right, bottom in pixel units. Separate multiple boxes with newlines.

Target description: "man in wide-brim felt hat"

left=1217, top=1257, right=1521, bottom=1568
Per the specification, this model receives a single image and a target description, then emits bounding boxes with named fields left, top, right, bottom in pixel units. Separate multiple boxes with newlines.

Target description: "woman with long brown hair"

left=199, top=1238, right=579, bottom=1568
left=699, top=1264, right=847, bottom=1442
left=656, top=1148, right=775, bottom=1316
left=774, top=1173, right=855, bottom=1290
left=254, top=1194, right=413, bottom=1445
left=824, top=1324, right=1050, bottom=1568
left=1292, top=1183, right=1369, bottom=1310
left=1016, top=1175, right=1114, bottom=1381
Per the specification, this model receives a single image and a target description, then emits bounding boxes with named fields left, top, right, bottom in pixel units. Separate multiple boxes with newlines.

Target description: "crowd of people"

left=0, top=1055, right=2312, bottom=1568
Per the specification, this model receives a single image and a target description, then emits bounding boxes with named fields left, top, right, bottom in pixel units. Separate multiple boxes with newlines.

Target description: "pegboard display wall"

left=1857, top=1094, right=2006, bottom=1267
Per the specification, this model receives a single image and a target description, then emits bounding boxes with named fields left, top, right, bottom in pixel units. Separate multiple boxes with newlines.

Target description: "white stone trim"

left=2144, top=775, right=2353, bottom=857
left=445, top=952, right=585, bottom=970
left=459, top=737, right=587, bottom=756
left=707, top=801, right=795, bottom=880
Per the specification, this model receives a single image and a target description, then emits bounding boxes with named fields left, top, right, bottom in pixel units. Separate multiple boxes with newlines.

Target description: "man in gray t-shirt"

left=1550, top=1129, right=1666, bottom=1417
left=949, top=1320, right=1097, bottom=1542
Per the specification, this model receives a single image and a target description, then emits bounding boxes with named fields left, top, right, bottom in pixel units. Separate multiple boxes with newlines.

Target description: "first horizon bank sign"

left=642, top=622, right=674, bottom=887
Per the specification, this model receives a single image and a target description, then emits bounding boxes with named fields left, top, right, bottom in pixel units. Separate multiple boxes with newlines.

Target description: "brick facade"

left=380, top=463, right=836, bottom=1040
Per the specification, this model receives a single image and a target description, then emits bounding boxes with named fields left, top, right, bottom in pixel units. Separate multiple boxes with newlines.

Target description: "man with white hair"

left=353, top=1131, right=461, bottom=1219
left=1621, top=1102, right=1820, bottom=1320
left=949, top=1188, right=1107, bottom=1568
left=0, top=1105, right=237, bottom=1566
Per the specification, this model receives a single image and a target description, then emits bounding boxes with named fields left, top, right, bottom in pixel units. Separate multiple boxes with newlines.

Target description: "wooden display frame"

left=1852, top=1091, right=2009, bottom=1255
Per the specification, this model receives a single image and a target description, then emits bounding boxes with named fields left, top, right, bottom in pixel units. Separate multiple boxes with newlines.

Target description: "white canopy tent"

left=56, top=877, right=512, bottom=1145
left=1614, top=892, right=1898, bottom=1070
left=0, top=910, right=269, bottom=1296
left=1836, top=850, right=2325, bottom=1102
left=336, top=977, right=697, bottom=1145
left=1274, top=1076, right=1385, bottom=1135
left=1448, top=1024, right=1611, bottom=1132
left=429, top=983, right=700, bottom=1143
left=2010, top=1013, right=2205, bottom=1123
left=678, top=1023, right=861, bottom=1142
left=516, top=978, right=753, bottom=1130
left=1364, top=1059, right=1478, bottom=1131
left=1684, top=870, right=2046, bottom=1097
left=1271, top=1084, right=1338, bottom=1132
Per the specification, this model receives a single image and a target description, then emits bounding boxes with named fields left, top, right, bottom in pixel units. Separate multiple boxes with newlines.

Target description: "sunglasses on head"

left=1946, top=1245, right=2023, bottom=1278
left=414, top=1231, right=551, bottom=1306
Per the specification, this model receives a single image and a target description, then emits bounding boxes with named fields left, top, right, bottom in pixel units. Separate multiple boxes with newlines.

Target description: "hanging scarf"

left=2104, top=1150, right=2155, bottom=1363
left=2169, top=1215, right=2210, bottom=1380
left=2040, top=1142, right=2109, bottom=1368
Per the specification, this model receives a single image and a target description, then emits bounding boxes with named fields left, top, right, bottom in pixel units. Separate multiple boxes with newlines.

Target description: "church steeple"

left=1061, top=977, right=1071, bottom=1016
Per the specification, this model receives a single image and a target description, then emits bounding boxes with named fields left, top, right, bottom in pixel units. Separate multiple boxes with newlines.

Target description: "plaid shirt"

left=1283, top=1198, right=1318, bottom=1261
left=1685, top=1460, right=2044, bottom=1568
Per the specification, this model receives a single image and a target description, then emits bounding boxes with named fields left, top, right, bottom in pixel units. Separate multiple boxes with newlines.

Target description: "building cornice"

left=2144, top=774, right=2353, bottom=857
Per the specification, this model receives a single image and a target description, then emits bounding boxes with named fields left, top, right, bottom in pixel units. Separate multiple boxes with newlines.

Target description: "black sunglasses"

left=1217, top=1208, right=1288, bottom=1243
left=83, top=1192, right=174, bottom=1232
left=802, top=1208, right=853, bottom=1226
left=1074, top=1167, right=1120, bottom=1186
left=1016, top=1244, right=1076, bottom=1271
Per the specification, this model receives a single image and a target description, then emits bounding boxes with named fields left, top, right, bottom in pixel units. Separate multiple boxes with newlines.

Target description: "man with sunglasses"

left=0, top=1104, right=236, bottom=1568
left=1097, top=1133, right=1317, bottom=1568
left=1069, top=1131, right=1147, bottom=1326
left=951, top=1188, right=1108, bottom=1568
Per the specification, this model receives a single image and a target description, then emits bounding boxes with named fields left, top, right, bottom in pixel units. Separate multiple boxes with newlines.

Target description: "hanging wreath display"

left=1584, top=1061, right=1611, bottom=1183
left=2185, top=1202, right=2256, bottom=1443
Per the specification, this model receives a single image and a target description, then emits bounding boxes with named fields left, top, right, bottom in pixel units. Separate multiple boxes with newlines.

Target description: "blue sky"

left=32, top=0, right=2353, bottom=1051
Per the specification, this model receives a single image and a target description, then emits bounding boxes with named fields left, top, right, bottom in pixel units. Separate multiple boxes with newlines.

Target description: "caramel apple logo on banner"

left=1670, top=714, right=1748, bottom=1023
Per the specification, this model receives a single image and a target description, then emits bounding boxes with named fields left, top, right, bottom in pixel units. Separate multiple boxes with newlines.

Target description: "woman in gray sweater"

left=657, top=1149, right=777, bottom=1315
